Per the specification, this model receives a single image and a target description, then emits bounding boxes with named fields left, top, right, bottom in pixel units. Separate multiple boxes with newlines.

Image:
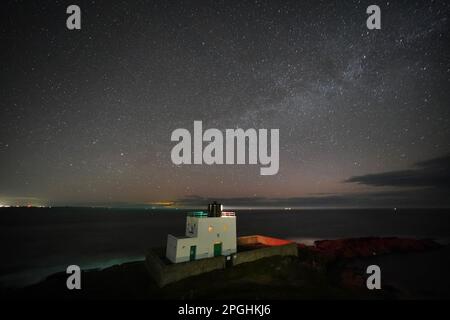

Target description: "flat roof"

left=168, top=233, right=194, bottom=240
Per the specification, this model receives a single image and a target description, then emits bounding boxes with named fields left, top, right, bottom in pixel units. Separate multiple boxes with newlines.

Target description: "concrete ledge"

left=145, top=249, right=226, bottom=287
left=232, top=242, right=298, bottom=266
left=237, top=235, right=294, bottom=246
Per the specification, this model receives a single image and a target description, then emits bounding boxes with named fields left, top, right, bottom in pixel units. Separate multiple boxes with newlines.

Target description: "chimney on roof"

left=207, top=201, right=222, bottom=217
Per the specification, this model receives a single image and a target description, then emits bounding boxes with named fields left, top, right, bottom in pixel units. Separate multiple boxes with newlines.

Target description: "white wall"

left=196, top=217, right=237, bottom=257
left=166, top=234, right=178, bottom=262
left=167, top=216, right=237, bottom=263
left=166, top=235, right=199, bottom=263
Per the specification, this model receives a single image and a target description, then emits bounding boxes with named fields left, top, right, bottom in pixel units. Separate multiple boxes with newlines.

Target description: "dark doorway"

left=213, top=242, right=222, bottom=257
left=189, top=245, right=196, bottom=261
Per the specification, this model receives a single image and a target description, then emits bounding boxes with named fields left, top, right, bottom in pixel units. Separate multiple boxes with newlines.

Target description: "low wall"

left=238, top=235, right=294, bottom=246
left=232, top=242, right=298, bottom=266
left=145, top=249, right=226, bottom=287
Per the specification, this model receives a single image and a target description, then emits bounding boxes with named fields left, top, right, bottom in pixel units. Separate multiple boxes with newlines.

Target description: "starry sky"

left=1, top=0, right=449, bottom=208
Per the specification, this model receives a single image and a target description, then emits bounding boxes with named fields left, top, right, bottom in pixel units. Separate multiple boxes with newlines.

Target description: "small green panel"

left=189, top=245, right=196, bottom=261
left=213, top=243, right=222, bottom=257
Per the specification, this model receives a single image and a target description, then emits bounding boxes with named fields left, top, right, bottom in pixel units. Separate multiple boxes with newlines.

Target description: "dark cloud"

left=175, top=154, right=450, bottom=208
left=176, top=188, right=450, bottom=209
left=345, top=154, right=450, bottom=188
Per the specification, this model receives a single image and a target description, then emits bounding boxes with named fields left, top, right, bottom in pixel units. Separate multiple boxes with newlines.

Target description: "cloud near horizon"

left=175, top=189, right=450, bottom=208
left=175, top=154, right=450, bottom=208
left=345, top=154, right=450, bottom=189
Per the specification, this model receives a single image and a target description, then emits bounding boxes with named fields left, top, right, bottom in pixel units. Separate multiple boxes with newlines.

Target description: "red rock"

left=340, top=270, right=365, bottom=288
left=299, top=237, right=440, bottom=261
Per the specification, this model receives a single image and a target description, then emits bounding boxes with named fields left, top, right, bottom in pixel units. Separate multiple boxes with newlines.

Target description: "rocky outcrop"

left=296, top=237, right=442, bottom=291
left=304, top=237, right=440, bottom=260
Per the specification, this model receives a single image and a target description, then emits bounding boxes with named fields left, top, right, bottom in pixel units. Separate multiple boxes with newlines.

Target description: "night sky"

left=1, top=0, right=449, bottom=208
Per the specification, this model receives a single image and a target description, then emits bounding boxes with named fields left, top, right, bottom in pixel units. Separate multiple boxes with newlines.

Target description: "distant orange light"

left=151, top=201, right=175, bottom=206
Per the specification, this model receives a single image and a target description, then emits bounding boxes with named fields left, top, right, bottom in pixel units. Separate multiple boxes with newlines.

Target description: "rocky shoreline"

left=297, top=237, right=442, bottom=292
left=3, top=237, right=447, bottom=299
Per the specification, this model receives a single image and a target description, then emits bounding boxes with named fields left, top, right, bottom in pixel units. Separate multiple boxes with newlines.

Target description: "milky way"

left=1, top=0, right=449, bottom=207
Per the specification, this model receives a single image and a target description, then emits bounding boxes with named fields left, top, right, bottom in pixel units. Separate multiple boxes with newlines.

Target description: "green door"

left=213, top=243, right=222, bottom=257
left=189, top=245, right=196, bottom=261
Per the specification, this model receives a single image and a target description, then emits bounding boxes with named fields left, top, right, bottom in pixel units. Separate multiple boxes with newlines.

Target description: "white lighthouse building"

left=166, top=202, right=237, bottom=263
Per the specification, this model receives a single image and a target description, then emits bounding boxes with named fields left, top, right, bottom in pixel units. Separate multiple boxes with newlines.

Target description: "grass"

left=6, top=254, right=392, bottom=300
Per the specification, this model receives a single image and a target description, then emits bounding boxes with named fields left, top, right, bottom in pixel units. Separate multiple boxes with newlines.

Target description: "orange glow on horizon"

left=149, top=201, right=175, bottom=207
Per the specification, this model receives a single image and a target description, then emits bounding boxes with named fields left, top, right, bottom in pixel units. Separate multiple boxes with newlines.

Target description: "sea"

left=1, top=207, right=449, bottom=288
